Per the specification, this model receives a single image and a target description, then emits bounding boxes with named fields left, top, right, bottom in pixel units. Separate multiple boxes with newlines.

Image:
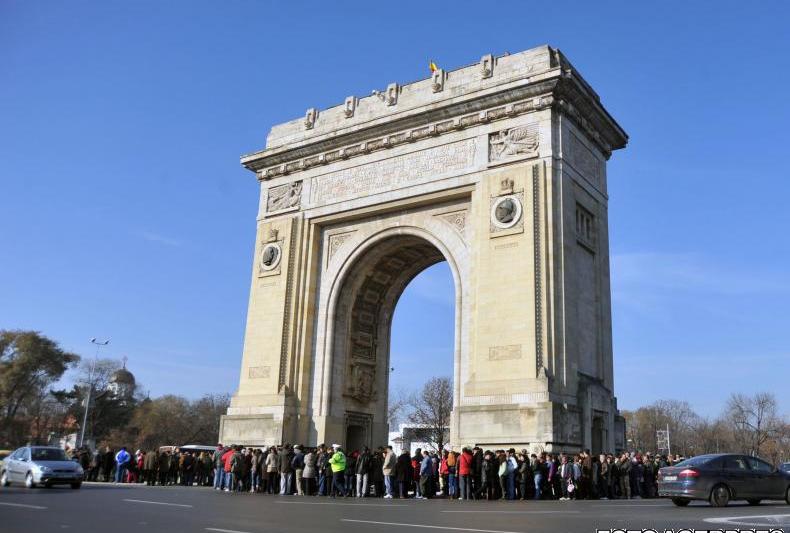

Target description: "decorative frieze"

left=258, top=96, right=553, bottom=181
left=311, top=138, right=477, bottom=206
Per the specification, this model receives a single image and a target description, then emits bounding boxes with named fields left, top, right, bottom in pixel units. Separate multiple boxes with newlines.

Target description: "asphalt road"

left=1, top=483, right=789, bottom=533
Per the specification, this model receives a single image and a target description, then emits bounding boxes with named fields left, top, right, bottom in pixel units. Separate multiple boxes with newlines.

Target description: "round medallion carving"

left=260, top=242, right=282, bottom=271
left=491, top=195, right=522, bottom=229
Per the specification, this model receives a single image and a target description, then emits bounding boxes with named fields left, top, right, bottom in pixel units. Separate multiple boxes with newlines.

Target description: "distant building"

left=388, top=423, right=449, bottom=454
left=107, top=357, right=136, bottom=401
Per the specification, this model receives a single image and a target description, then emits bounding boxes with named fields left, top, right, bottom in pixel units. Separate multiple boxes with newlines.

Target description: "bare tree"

left=621, top=400, right=701, bottom=455
left=725, top=392, right=785, bottom=457
left=407, top=377, right=452, bottom=451
left=74, top=358, right=122, bottom=393
left=387, top=387, right=409, bottom=430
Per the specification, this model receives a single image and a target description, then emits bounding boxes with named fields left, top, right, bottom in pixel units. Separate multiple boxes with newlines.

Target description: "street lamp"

left=78, top=337, right=110, bottom=449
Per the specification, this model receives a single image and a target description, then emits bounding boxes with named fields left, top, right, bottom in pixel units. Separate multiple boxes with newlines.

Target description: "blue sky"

left=1, top=1, right=788, bottom=417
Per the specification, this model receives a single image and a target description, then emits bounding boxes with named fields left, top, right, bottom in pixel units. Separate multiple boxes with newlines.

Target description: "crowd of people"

left=71, top=442, right=687, bottom=501
left=66, top=442, right=686, bottom=501
left=68, top=446, right=215, bottom=486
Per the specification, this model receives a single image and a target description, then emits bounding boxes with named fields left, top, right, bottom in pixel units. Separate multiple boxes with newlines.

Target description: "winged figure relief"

left=267, top=181, right=303, bottom=212
left=489, top=127, right=539, bottom=161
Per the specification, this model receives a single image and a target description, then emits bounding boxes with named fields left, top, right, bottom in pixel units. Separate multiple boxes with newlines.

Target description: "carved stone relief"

left=480, top=53, right=494, bottom=78
left=259, top=228, right=284, bottom=277
left=304, top=108, right=317, bottom=129
left=346, top=361, right=376, bottom=403
left=326, top=231, right=355, bottom=267
left=267, top=181, right=302, bottom=213
left=311, top=139, right=476, bottom=206
left=488, top=344, right=522, bottom=361
left=344, top=96, right=357, bottom=118
left=489, top=124, right=539, bottom=163
left=490, top=193, right=524, bottom=233
left=436, top=210, right=467, bottom=240
left=248, top=366, right=271, bottom=379
left=431, top=68, right=445, bottom=93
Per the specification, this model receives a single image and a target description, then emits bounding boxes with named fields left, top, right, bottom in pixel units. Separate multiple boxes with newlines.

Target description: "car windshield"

left=673, top=456, right=715, bottom=468
left=31, top=448, right=68, bottom=461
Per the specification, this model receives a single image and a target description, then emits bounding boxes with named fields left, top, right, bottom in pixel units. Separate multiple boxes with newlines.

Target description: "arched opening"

left=388, top=262, right=455, bottom=446
left=326, top=232, right=459, bottom=450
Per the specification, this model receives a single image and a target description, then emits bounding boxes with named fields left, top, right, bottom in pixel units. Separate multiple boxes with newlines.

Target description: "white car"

left=0, top=446, right=83, bottom=489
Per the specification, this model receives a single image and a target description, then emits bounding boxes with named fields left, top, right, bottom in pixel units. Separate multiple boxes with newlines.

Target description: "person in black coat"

left=471, top=447, right=483, bottom=497
left=394, top=450, right=412, bottom=498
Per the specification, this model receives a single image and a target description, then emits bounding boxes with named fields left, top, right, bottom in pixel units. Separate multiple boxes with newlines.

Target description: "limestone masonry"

left=221, top=45, right=629, bottom=454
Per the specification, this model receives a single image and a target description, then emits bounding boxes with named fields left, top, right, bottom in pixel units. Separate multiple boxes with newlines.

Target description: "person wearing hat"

left=328, top=444, right=347, bottom=497
left=291, top=445, right=305, bottom=495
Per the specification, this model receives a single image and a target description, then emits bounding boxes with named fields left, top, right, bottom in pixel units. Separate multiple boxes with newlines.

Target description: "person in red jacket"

left=459, top=447, right=474, bottom=500
left=438, top=450, right=449, bottom=496
left=222, top=446, right=235, bottom=492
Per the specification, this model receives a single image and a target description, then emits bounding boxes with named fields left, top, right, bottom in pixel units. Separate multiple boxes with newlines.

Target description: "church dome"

left=110, top=367, right=136, bottom=386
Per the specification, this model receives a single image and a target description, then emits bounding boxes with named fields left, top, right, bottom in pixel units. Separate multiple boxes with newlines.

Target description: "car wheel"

left=710, top=484, right=730, bottom=507
left=785, top=485, right=790, bottom=505
left=671, top=497, right=691, bottom=507
left=747, top=499, right=761, bottom=506
left=70, top=482, right=81, bottom=490
left=25, top=472, right=36, bottom=489
left=0, top=470, right=9, bottom=487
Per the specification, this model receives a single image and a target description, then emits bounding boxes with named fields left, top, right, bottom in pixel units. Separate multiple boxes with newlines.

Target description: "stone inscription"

left=311, top=139, right=476, bottom=205
left=488, top=344, right=523, bottom=361
left=248, top=366, right=271, bottom=379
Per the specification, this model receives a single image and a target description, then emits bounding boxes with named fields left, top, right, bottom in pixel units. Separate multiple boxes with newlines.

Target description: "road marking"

left=704, top=514, right=790, bottom=527
left=442, top=510, right=578, bottom=514
left=123, top=498, right=193, bottom=508
left=342, top=519, right=525, bottom=533
left=277, top=501, right=405, bottom=507
left=594, top=503, right=668, bottom=507
left=0, top=502, right=48, bottom=510
left=206, top=529, right=254, bottom=533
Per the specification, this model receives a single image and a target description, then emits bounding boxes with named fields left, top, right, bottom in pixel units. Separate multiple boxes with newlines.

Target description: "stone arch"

left=311, top=214, right=469, bottom=447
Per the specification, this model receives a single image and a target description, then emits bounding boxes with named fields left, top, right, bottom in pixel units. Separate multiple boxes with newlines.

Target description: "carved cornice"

left=242, top=54, right=628, bottom=179
left=245, top=79, right=558, bottom=178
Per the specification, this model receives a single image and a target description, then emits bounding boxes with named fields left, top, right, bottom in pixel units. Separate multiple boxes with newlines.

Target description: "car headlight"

left=37, top=465, right=52, bottom=473
left=75, top=465, right=84, bottom=474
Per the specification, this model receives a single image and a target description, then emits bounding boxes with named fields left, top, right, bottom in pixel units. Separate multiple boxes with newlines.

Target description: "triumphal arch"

left=220, top=45, right=628, bottom=454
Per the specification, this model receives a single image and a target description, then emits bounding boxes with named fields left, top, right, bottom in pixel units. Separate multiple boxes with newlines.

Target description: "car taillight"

left=678, top=469, right=699, bottom=478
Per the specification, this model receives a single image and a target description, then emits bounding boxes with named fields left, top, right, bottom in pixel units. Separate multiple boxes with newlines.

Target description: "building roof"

left=110, top=367, right=135, bottom=386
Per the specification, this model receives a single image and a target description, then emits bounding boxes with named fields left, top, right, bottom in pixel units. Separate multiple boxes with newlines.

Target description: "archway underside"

left=332, top=235, right=450, bottom=449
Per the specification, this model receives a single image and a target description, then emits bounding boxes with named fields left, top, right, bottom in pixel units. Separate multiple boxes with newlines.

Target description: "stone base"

left=219, top=414, right=283, bottom=447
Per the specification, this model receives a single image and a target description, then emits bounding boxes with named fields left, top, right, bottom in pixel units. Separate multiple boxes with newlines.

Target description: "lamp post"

left=78, top=337, right=109, bottom=449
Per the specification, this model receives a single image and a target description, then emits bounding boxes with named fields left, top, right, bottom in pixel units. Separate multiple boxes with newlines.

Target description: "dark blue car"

left=658, top=453, right=790, bottom=507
